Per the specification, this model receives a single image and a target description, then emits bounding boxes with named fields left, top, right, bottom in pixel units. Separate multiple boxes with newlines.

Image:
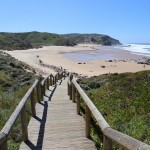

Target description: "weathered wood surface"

left=19, top=78, right=96, bottom=150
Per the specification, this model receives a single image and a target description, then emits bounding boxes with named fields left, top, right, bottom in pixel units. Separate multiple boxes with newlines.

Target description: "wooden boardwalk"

left=19, top=78, right=96, bottom=150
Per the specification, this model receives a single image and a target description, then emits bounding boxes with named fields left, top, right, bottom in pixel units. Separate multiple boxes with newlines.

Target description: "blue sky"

left=0, top=0, right=150, bottom=43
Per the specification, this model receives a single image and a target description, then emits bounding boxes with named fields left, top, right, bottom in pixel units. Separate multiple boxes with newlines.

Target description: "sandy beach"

left=6, top=44, right=150, bottom=77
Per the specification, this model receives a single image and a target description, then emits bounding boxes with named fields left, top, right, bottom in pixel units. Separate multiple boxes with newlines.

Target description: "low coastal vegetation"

left=0, top=32, right=76, bottom=50
left=0, top=51, right=36, bottom=149
left=0, top=32, right=121, bottom=50
left=77, top=71, right=150, bottom=149
left=0, top=34, right=33, bottom=50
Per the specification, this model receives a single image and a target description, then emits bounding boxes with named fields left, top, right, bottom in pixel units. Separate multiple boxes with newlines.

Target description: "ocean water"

left=64, top=51, right=114, bottom=62
left=115, top=44, right=150, bottom=57
left=64, top=44, right=150, bottom=62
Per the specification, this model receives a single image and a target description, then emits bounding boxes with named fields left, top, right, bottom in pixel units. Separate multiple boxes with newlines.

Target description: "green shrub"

left=78, top=70, right=150, bottom=149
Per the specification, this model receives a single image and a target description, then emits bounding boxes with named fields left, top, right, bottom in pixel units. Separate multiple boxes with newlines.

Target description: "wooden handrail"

left=68, top=73, right=150, bottom=150
left=104, top=128, right=150, bottom=150
left=0, top=71, right=65, bottom=149
left=1, top=79, right=38, bottom=136
left=72, top=79, right=110, bottom=131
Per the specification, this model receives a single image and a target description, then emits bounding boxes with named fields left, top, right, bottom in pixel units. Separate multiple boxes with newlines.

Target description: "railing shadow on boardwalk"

left=24, top=81, right=61, bottom=150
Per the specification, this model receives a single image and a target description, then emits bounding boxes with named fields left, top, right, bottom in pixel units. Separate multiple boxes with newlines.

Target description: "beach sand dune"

left=6, top=44, right=150, bottom=77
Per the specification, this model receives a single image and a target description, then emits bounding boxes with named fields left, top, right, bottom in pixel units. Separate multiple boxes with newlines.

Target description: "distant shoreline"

left=63, top=46, right=150, bottom=63
left=6, top=44, right=150, bottom=77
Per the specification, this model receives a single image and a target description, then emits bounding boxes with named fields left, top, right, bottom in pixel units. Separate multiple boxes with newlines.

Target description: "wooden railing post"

left=31, top=89, right=36, bottom=117
left=21, top=106, right=28, bottom=141
left=70, top=83, right=72, bottom=100
left=64, top=73, right=65, bottom=79
left=103, top=135, right=112, bottom=150
left=43, top=82, right=46, bottom=94
left=63, top=72, right=65, bottom=79
left=53, top=76, right=55, bottom=85
left=40, top=84, right=43, bottom=101
left=60, top=73, right=62, bottom=80
left=72, top=84, right=75, bottom=102
left=0, top=141, right=8, bottom=150
left=48, top=76, right=51, bottom=86
left=68, top=83, right=70, bottom=95
left=57, top=73, right=59, bottom=81
left=76, top=90, right=80, bottom=115
left=50, top=75, right=52, bottom=86
left=58, top=73, right=60, bottom=80
left=36, top=82, right=40, bottom=103
left=61, top=72, right=64, bottom=79
left=85, top=106, right=91, bottom=138
left=55, top=75, right=57, bottom=84
left=69, top=73, right=73, bottom=100
left=47, top=77, right=49, bottom=89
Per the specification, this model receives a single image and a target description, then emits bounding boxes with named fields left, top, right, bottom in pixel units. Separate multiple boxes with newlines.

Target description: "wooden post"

left=59, top=73, right=61, bottom=80
left=85, top=106, right=91, bottom=138
left=61, top=72, right=63, bottom=79
left=64, top=73, right=65, bottom=79
left=47, top=78, right=49, bottom=89
left=40, top=84, right=43, bottom=101
left=56, top=74, right=58, bottom=80
left=48, top=76, right=51, bottom=86
left=21, top=106, right=28, bottom=141
left=68, top=83, right=70, bottom=95
left=58, top=73, right=60, bottom=80
left=55, top=76, right=57, bottom=84
left=76, top=90, right=80, bottom=115
left=43, top=82, right=45, bottom=95
left=72, top=84, right=75, bottom=102
left=0, top=141, right=8, bottom=150
left=70, top=83, right=72, bottom=100
left=50, top=75, right=52, bottom=86
left=53, top=76, right=55, bottom=85
left=74, top=88, right=77, bottom=102
left=36, top=82, right=40, bottom=103
left=103, top=135, right=112, bottom=150
left=31, top=89, right=36, bottom=117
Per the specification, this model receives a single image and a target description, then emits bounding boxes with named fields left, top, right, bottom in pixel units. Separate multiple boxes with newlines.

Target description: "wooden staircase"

left=19, top=78, right=96, bottom=150
left=0, top=72, right=150, bottom=150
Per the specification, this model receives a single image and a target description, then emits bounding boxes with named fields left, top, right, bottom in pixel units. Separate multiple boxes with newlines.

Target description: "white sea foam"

left=115, top=44, right=150, bottom=57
